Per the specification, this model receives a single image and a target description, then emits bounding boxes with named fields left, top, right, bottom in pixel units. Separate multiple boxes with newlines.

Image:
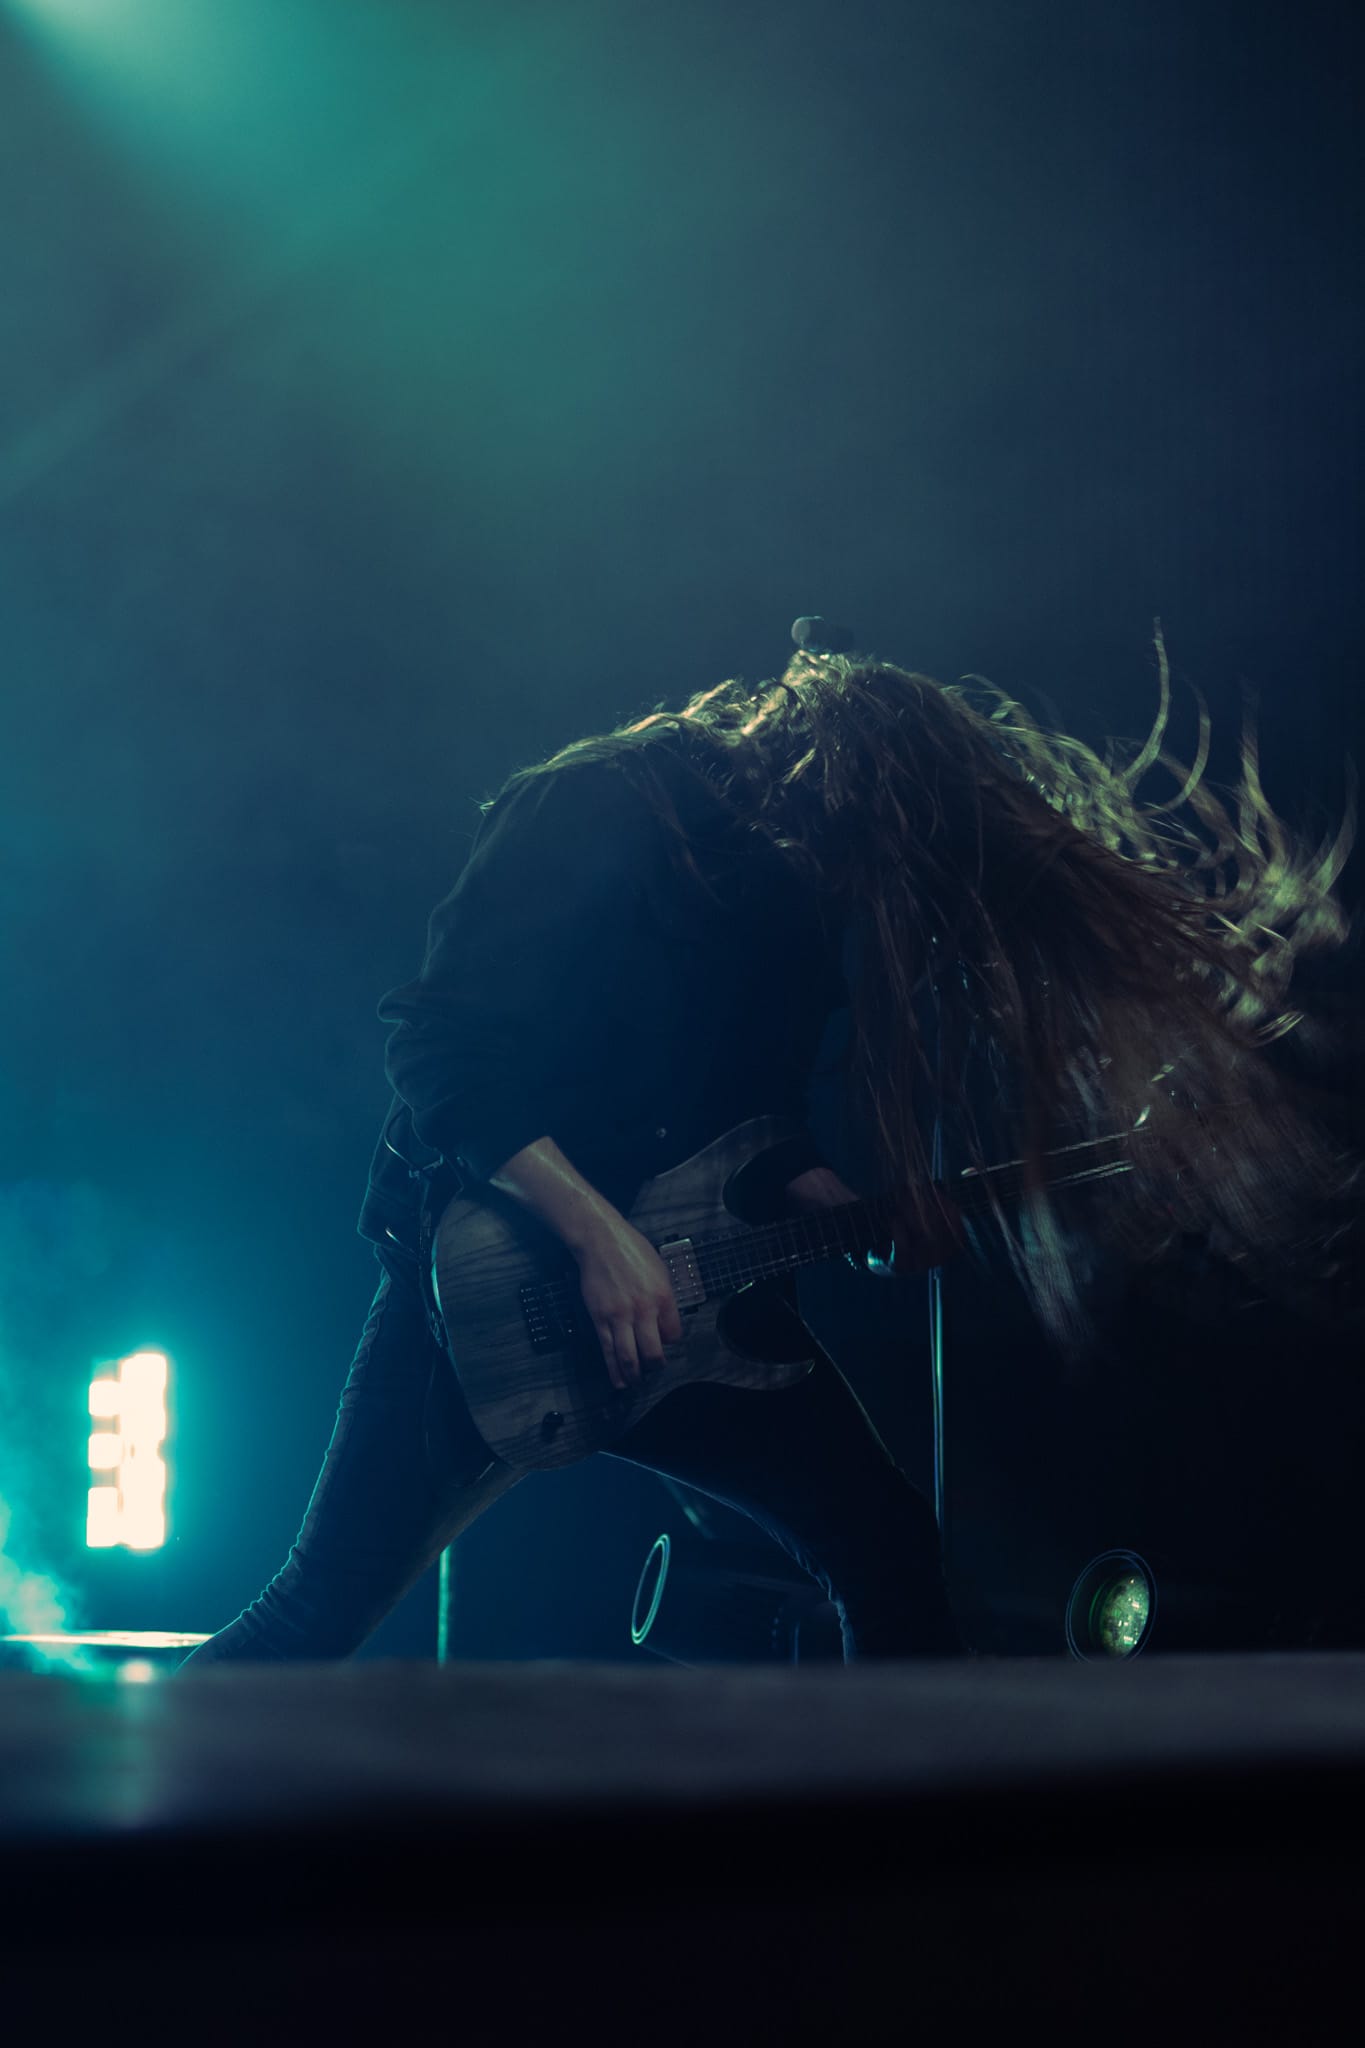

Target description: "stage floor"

left=3, top=1653, right=1363, bottom=2040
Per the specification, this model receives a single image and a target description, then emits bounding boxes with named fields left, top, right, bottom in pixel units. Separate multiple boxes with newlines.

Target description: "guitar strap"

left=382, top=1103, right=466, bottom=1351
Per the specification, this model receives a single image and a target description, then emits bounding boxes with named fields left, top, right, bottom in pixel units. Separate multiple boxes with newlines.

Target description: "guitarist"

left=181, top=620, right=1358, bottom=1668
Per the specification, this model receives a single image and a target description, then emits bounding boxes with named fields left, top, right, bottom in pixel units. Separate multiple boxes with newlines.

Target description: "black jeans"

left=179, top=1243, right=963, bottom=1668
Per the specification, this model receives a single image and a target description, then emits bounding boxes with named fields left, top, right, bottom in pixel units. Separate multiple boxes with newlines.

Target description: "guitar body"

left=430, top=1107, right=1137, bottom=1478
left=431, top=1116, right=818, bottom=1474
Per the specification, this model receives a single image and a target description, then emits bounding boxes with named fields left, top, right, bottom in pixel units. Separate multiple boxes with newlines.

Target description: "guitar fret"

left=526, top=1131, right=1137, bottom=1332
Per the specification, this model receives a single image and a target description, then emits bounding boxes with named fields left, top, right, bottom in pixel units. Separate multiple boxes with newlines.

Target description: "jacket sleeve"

left=377, top=759, right=656, bottom=1183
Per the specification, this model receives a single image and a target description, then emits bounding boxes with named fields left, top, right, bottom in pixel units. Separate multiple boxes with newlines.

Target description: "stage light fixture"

left=1066, top=1549, right=1155, bottom=1659
left=86, top=1350, right=169, bottom=1550
left=630, top=1534, right=670, bottom=1648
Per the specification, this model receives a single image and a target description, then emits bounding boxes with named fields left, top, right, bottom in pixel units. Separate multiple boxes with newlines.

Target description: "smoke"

left=0, top=1176, right=119, bottom=1679
left=0, top=1496, right=95, bottom=1676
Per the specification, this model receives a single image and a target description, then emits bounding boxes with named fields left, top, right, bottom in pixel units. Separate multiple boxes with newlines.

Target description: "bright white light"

left=122, top=1351, right=167, bottom=1396
left=1, top=1631, right=209, bottom=1649
left=121, top=1413, right=167, bottom=1457
left=121, top=1505, right=165, bottom=1551
left=86, top=1485, right=120, bottom=1547
left=86, top=1351, right=170, bottom=1549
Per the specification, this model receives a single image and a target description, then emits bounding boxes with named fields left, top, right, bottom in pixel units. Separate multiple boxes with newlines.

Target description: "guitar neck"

left=678, top=1130, right=1137, bottom=1295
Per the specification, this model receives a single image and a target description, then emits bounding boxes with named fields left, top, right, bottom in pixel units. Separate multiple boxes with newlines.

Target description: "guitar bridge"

left=518, top=1280, right=581, bottom=1355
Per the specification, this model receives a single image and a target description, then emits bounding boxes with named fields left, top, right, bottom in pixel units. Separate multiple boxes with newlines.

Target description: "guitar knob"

left=539, top=1411, right=563, bottom=1441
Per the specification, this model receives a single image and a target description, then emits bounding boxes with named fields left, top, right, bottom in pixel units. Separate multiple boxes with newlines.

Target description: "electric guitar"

left=430, top=1113, right=1137, bottom=1475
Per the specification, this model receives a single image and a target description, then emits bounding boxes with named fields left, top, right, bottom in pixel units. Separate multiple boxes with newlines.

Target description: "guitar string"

left=527, top=1158, right=1136, bottom=1323
left=525, top=1150, right=1135, bottom=1333
left=530, top=1182, right=1136, bottom=1325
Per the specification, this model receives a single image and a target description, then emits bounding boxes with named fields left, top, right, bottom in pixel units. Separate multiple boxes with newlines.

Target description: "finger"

left=637, top=1317, right=667, bottom=1374
left=596, top=1324, right=623, bottom=1391
left=614, top=1320, right=641, bottom=1386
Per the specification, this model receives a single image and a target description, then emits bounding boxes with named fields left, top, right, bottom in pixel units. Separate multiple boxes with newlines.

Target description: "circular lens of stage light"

left=630, top=1534, right=671, bottom=1647
left=1065, top=1550, right=1156, bottom=1659
left=1094, top=1571, right=1151, bottom=1656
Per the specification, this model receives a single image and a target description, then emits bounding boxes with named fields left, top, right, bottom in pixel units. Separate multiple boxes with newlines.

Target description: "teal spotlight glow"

left=1066, top=1550, right=1156, bottom=1659
left=9, top=2, right=110, bottom=17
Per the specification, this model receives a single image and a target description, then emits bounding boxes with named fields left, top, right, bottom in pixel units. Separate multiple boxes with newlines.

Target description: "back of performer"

left=180, top=621, right=1360, bottom=1668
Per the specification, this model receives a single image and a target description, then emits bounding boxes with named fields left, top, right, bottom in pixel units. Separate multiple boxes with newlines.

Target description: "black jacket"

left=356, top=734, right=847, bottom=1260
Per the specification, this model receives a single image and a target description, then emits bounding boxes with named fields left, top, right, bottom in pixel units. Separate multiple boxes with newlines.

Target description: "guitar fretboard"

left=528, top=1129, right=1136, bottom=1337
left=685, top=1133, right=1134, bottom=1293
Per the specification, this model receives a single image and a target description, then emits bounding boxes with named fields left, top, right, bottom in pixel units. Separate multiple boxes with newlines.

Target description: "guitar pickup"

left=657, top=1238, right=706, bottom=1311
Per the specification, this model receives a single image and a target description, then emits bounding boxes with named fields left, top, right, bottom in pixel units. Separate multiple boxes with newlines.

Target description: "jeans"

left=178, top=1241, right=964, bottom=1668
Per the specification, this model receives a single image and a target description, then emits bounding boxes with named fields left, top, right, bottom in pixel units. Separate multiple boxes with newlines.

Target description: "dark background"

left=0, top=0, right=1360, bottom=1658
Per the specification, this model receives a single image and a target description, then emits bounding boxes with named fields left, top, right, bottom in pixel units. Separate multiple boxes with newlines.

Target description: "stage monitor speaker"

left=934, top=1197, right=1365, bottom=1658
left=628, top=1531, right=843, bottom=1665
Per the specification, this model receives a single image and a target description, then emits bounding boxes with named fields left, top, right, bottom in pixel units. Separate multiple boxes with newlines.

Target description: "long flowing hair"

left=514, top=623, right=1361, bottom=1357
